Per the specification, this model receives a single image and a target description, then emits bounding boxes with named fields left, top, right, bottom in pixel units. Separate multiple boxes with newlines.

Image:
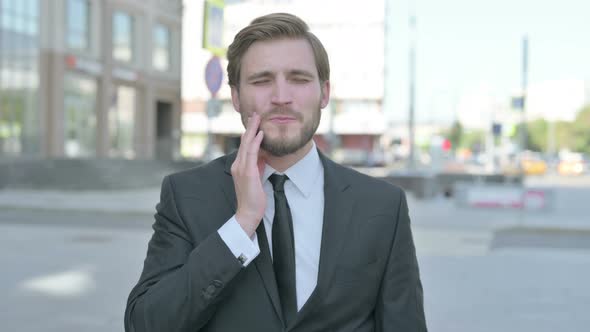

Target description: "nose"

left=270, top=78, right=292, bottom=106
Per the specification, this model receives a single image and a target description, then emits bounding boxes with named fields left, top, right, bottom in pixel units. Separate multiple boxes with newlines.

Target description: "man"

left=125, top=13, right=427, bottom=332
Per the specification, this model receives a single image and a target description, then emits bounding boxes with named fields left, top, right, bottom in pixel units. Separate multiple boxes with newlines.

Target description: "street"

left=0, top=221, right=150, bottom=332
left=0, top=176, right=589, bottom=331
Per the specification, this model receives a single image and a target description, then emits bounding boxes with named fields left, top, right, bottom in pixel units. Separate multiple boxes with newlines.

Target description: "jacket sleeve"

left=375, top=190, right=428, bottom=332
left=124, top=175, right=244, bottom=332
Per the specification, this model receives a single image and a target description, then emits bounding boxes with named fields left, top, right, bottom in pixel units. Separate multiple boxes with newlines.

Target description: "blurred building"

left=182, top=0, right=387, bottom=165
left=0, top=0, right=182, bottom=160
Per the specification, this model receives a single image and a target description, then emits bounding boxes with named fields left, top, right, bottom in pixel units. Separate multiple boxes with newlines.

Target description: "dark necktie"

left=269, top=174, right=297, bottom=327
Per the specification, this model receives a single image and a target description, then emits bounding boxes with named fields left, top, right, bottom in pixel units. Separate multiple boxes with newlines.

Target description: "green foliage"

left=524, top=119, right=548, bottom=152
left=437, top=104, right=590, bottom=155
left=439, top=121, right=483, bottom=152
left=521, top=105, right=590, bottom=154
left=460, top=129, right=486, bottom=153
left=570, top=105, right=590, bottom=154
left=447, top=121, right=463, bottom=151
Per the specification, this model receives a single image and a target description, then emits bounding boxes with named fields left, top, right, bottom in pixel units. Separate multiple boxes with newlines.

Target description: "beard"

left=241, top=104, right=322, bottom=157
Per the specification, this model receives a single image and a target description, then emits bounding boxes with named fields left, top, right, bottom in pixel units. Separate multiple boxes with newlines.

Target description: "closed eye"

left=291, top=77, right=311, bottom=83
left=252, top=79, right=271, bottom=85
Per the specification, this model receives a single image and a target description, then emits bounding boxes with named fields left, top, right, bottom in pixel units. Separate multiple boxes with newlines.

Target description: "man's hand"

left=231, top=113, right=266, bottom=237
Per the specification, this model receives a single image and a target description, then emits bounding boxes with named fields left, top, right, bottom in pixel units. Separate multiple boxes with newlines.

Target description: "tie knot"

left=269, top=174, right=288, bottom=192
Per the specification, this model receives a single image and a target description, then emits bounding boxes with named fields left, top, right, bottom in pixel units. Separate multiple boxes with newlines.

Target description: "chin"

left=261, top=136, right=307, bottom=157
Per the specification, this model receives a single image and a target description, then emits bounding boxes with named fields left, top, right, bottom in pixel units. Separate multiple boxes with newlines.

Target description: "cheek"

left=296, top=87, right=322, bottom=105
left=241, top=91, right=270, bottom=113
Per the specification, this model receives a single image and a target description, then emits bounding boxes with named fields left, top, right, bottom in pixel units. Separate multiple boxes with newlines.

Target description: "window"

left=66, top=0, right=90, bottom=51
left=0, top=0, right=40, bottom=157
left=1, top=0, right=39, bottom=37
left=112, top=11, right=134, bottom=62
left=153, top=23, right=171, bottom=71
left=64, top=73, right=97, bottom=158
left=109, top=85, right=135, bottom=158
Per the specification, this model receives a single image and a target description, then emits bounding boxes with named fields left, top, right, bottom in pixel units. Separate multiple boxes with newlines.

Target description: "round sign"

left=205, top=56, right=223, bottom=96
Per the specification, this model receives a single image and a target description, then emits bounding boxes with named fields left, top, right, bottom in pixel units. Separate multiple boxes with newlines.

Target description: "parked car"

left=520, top=152, right=547, bottom=176
left=557, top=155, right=587, bottom=176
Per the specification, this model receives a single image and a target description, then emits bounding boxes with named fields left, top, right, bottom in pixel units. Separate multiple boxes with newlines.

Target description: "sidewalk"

left=0, top=188, right=160, bottom=214
left=1, top=187, right=589, bottom=232
left=407, top=194, right=590, bottom=231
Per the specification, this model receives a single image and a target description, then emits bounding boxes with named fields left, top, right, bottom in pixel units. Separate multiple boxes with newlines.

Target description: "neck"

left=262, top=141, right=314, bottom=173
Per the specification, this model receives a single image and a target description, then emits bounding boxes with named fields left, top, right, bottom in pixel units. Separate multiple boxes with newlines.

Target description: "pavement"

left=1, top=183, right=588, bottom=231
left=0, top=188, right=159, bottom=214
left=1, top=173, right=589, bottom=259
left=1, top=175, right=590, bottom=332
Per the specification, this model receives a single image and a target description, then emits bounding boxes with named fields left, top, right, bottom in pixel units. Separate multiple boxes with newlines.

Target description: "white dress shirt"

left=218, top=143, right=325, bottom=311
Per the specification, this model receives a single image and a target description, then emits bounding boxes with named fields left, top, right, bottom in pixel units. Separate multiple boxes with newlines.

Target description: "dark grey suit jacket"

left=125, top=150, right=427, bottom=332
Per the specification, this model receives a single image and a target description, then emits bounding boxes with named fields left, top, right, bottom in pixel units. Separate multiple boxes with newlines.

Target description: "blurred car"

left=558, top=159, right=586, bottom=176
left=520, top=153, right=547, bottom=176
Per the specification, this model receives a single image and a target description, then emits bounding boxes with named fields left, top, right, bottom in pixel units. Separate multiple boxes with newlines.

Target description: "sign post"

left=204, top=56, right=224, bottom=160
left=202, top=0, right=225, bottom=160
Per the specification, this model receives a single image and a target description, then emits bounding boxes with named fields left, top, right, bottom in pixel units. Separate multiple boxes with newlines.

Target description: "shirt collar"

left=262, top=141, right=323, bottom=198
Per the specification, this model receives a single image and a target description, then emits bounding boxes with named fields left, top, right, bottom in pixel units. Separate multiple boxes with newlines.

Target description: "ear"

left=320, top=80, right=330, bottom=109
left=230, top=85, right=240, bottom=113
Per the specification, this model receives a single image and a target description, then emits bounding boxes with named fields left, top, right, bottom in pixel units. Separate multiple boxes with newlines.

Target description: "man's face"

left=231, top=38, right=330, bottom=157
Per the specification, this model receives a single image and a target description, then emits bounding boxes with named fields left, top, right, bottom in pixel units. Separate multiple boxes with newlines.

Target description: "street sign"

left=511, top=96, right=525, bottom=109
left=205, top=56, right=223, bottom=96
left=492, top=123, right=502, bottom=136
left=202, top=0, right=225, bottom=56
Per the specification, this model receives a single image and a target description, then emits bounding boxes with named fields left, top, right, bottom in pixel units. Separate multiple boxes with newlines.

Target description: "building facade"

left=0, top=0, right=182, bottom=160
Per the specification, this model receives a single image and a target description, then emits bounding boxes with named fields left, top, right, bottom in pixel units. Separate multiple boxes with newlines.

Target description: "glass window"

left=25, top=0, right=39, bottom=17
left=66, top=0, right=90, bottom=51
left=64, top=73, right=97, bottom=158
left=1, top=0, right=13, bottom=13
left=153, top=23, right=171, bottom=71
left=0, top=0, right=41, bottom=157
left=109, top=85, right=135, bottom=158
left=112, top=11, right=134, bottom=62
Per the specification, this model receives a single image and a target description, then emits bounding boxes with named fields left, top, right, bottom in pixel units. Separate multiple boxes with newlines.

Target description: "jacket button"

left=202, top=285, right=216, bottom=300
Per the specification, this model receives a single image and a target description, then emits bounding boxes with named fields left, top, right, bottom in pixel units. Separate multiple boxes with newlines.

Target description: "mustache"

left=261, top=109, right=303, bottom=121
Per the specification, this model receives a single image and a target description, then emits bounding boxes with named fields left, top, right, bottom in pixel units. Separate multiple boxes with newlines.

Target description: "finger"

left=234, top=131, right=246, bottom=169
left=242, top=113, right=260, bottom=147
left=235, top=118, right=252, bottom=170
left=246, top=130, right=264, bottom=174
left=250, top=130, right=263, bottom=155
left=239, top=114, right=260, bottom=170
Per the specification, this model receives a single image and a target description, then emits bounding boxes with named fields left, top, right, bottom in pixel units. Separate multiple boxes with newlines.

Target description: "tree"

left=460, top=129, right=486, bottom=153
left=447, top=121, right=463, bottom=151
left=570, top=105, right=590, bottom=154
left=526, top=119, right=548, bottom=152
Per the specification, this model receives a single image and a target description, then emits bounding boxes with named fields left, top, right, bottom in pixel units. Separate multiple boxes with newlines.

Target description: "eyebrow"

left=288, top=70, right=315, bottom=78
left=246, top=71, right=273, bottom=82
left=245, top=69, right=316, bottom=82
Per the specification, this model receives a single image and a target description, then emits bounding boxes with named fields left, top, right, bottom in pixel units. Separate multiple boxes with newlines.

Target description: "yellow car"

left=521, top=158, right=547, bottom=175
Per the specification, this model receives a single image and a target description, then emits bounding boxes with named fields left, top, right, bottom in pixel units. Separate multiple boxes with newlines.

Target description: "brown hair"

left=226, top=13, right=330, bottom=88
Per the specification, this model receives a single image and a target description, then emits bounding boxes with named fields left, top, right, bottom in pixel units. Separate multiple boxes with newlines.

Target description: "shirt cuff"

left=218, top=216, right=260, bottom=267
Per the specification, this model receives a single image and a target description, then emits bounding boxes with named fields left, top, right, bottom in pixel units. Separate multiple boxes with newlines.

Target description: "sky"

left=183, top=0, right=590, bottom=127
left=386, top=0, right=590, bottom=125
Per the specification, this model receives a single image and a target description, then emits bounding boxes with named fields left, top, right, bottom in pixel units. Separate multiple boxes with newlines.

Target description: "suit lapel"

left=292, top=151, right=355, bottom=327
left=220, top=151, right=238, bottom=212
left=221, top=152, right=285, bottom=325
